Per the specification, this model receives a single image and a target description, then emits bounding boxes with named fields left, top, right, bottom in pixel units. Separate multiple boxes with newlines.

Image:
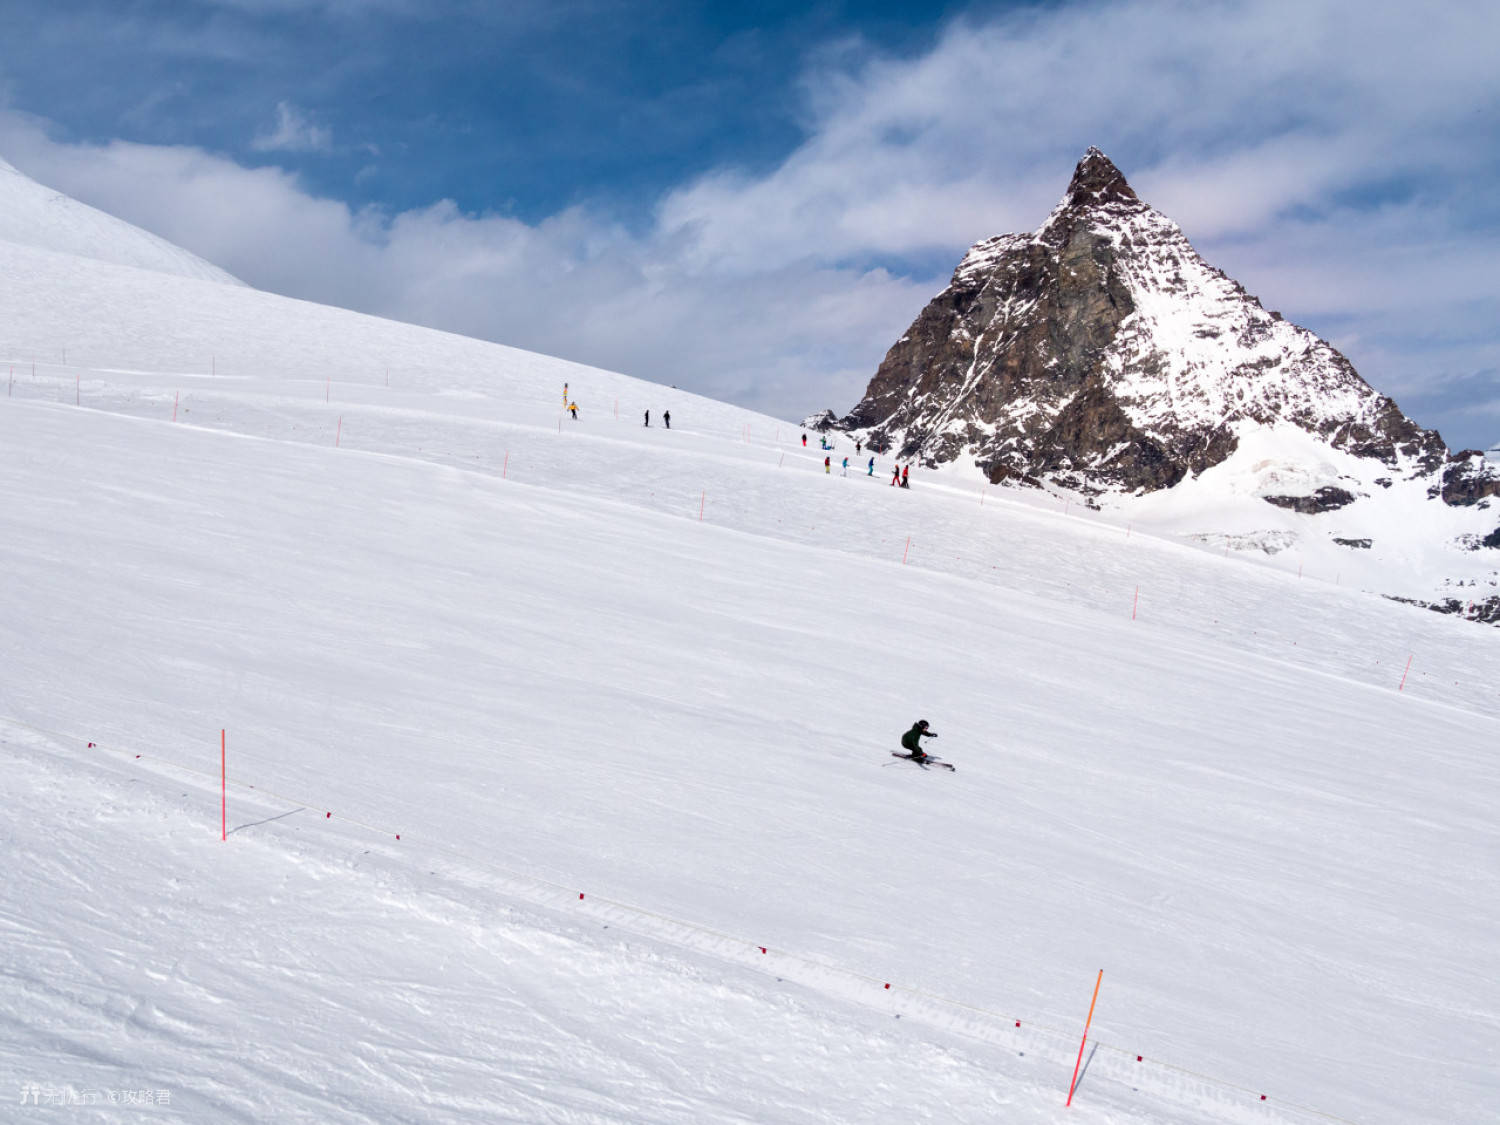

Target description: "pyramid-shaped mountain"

left=832, top=149, right=1454, bottom=496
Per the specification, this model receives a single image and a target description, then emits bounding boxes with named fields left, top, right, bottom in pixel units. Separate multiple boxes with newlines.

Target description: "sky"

left=1, top=0, right=1498, bottom=449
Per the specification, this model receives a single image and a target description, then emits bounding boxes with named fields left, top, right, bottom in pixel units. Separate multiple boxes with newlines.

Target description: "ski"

left=889, top=752, right=955, bottom=772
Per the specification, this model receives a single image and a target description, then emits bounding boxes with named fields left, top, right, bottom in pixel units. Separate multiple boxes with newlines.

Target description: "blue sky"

left=7, top=1, right=955, bottom=219
left=2, top=0, right=1498, bottom=449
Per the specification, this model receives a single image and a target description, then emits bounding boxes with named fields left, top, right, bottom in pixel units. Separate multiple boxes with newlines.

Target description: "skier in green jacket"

left=900, top=719, right=937, bottom=762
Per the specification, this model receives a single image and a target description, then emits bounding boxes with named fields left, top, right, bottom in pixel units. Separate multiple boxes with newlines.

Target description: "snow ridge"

left=0, top=153, right=242, bottom=285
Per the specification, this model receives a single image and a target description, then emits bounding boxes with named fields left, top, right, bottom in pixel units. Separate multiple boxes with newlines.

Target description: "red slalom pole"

left=699, top=490, right=705, bottom=521
left=1066, top=970, right=1103, bottom=1106
left=1398, top=654, right=1413, bottom=692
left=1132, top=586, right=1139, bottom=620
left=221, top=730, right=227, bottom=842
left=336, top=415, right=342, bottom=447
left=173, top=391, right=179, bottom=422
left=902, top=536, right=911, bottom=564
left=503, top=450, right=509, bottom=479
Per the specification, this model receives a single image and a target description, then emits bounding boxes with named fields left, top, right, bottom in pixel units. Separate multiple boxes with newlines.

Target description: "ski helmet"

left=917, top=719, right=929, bottom=729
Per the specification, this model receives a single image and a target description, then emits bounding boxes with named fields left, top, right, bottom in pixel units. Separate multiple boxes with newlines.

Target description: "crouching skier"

left=899, top=719, right=937, bottom=762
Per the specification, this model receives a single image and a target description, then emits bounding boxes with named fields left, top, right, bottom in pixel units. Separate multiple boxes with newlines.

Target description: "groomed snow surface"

left=2, top=237, right=1498, bottom=1124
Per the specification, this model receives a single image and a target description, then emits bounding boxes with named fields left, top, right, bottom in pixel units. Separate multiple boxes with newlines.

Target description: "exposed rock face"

left=1436, top=451, right=1500, bottom=506
left=1263, top=487, right=1358, bottom=514
left=834, top=148, right=1450, bottom=494
left=1386, top=593, right=1500, bottom=624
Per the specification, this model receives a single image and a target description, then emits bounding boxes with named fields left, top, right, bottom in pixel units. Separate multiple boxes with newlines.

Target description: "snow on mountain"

left=829, top=148, right=1500, bottom=624
left=0, top=153, right=241, bottom=285
left=840, top=148, right=1445, bottom=486
left=3, top=160, right=1499, bottom=1124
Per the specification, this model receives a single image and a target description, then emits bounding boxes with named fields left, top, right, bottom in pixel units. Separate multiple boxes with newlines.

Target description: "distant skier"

left=663, top=410, right=671, bottom=429
left=867, top=456, right=875, bottom=476
left=900, top=465, right=910, bottom=489
left=824, top=456, right=831, bottom=474
left=801, top=433, right=807, bottom=447
left=856, top=440, right=862, bottom=455
left=841, top=456, right=849, bottom=476
left=569, top=401, right=578, bottom=419
left=891, top=465, right=901, bottom=486
left=899, top=719, right=937, bottom=763
left=644, top=409, right=650, bottom=427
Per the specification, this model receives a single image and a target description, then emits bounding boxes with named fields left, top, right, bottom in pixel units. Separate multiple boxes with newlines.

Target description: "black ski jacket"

left=900, top=724, right=936, bottom=752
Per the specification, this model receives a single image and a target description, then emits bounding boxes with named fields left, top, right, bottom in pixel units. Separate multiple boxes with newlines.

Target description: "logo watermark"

left=19, top=1082, right=171, bottom=1107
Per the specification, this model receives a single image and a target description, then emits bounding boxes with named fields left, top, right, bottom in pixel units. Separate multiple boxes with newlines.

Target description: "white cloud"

left=0, top=107, right=928, bottom=420
left=1, top=0, right=1498, bottom=442
left=660, top=0, right=1500, bottom=264
left=251, top=101, right=333, bottom=153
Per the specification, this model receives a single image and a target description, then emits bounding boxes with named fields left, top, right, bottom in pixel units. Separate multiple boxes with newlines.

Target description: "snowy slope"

left=0, top=155, right=241, bottom=286
left=3, top=178, right=1499, bottom=1125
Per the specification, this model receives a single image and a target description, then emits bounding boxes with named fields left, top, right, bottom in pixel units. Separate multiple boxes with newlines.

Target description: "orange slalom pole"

left=1065, top=969, right=1103, bottom=1106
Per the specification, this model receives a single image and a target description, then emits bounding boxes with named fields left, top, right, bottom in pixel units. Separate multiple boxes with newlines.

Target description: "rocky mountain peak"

left=817, top=149, right=1499, bottom=626
left=1061, top=146, right=1140, bottom=209
left=831, top=147, right=1451, bottom=498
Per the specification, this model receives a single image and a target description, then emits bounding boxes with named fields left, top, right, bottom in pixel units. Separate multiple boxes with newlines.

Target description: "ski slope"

left=0, top=155, right=240, bottom=285
left=2, top=213, right=1498, bottom=1124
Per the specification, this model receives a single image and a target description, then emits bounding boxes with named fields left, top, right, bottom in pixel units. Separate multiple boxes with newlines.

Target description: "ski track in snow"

left=4, top=716, right=1374, bottom=1125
